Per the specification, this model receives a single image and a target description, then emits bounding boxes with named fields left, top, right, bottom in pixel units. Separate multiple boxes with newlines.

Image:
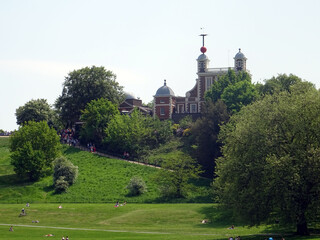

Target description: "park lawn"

left=1, top=203, right=318, bottom=240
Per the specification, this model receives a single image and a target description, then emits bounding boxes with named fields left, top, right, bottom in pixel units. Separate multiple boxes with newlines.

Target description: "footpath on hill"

left=73, top=145, right=162, bottom=169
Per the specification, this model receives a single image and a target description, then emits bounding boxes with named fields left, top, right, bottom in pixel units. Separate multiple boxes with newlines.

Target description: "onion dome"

left=155, top=80, right=175, bottom=96
left=234, top=48, right=247, bottom=60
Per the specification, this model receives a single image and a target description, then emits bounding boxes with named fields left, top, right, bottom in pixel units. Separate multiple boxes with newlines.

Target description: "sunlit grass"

left=0, top=138, right=211, bottom=203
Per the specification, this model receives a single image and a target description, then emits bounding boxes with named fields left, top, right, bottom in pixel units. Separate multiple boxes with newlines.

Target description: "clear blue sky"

left=1, top=0, right=320, bottom=131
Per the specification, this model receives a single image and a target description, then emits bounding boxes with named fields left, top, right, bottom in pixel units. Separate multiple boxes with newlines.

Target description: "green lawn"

left=1, top=203, right=318, bottom=240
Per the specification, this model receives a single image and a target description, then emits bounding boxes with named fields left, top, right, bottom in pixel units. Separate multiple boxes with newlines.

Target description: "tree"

left=104, top=109, right=172, bottom=158
left=187, top=100, right=229, bottom=178
left=10, top=121, right=61, bottom=181
left=214, top=82, right=320, bottom=235
left=55, top=66, right=124, bottom=126
left=16, top=99, right=54, bottom=126
left=155, top=152, right=202, bottom=198
left=205, top=69, right=257, bottom=113
left=256, top=73, right=303, bottom=96
left=80, top=98, right=119, bottom=146
left=104, top=110, right=149, bottom=157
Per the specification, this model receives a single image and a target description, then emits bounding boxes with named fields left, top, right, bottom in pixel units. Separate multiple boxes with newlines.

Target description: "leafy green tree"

left=205, top=69, right=257, bottom=113
left=221, top=80, right=257, bottom=113
left=55, top=66, right=124, bottom=126
left=155, top=152, right=202, bottom=198
left=104, top=110, right=148, bottom=157
left=16, top=99, right=54, bottom=126
left=214, top=82, right=320, bottom=235
left=10, top=121, right=61, bottom=181
left=256, top=73, right=303, bottom=96
left=80, top=98, right=119, bottom=146
left=104, top=109, right=172, bottom=158
left=187, top=100, right=229, bottom=178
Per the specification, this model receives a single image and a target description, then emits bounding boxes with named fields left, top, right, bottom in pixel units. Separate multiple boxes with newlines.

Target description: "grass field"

left=1, top=137, right=320, bottom=239
left=2, top=203, right=318, bottom=240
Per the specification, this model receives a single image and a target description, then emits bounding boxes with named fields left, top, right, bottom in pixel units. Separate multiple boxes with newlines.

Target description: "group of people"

left=60, top=128, right=79, bottom=146
left=114, top=201, right=127, bottom=207
left=228, top=236, right=241, bottom=240
left=87, top=143, right=96, bottom=152
left=122, top=151, right=130, bottom=159
left=9, top=203, right=70, bottom=239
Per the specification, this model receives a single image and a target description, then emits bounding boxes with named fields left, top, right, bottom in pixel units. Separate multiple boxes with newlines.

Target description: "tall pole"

left=199, top=34, right=207, bottom=47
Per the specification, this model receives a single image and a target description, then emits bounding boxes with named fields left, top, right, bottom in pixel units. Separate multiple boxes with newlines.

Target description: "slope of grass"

left=0, top=138, right=211, bottom=203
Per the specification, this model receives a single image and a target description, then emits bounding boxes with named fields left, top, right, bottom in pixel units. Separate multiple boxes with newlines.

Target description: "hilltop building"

left=119, top=92, right=152, bottom=115
left=153, top=35, right=248, bottom=121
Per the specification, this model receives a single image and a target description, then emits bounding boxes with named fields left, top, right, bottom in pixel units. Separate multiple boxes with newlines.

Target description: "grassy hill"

left=0, top=137, right=211, bottom=203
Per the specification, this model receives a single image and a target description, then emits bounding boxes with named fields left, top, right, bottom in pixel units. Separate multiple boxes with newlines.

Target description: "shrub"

left=126, top=176, right=147, bottom=196
left=53, top=156, right=78, bottom=185
left=54, top=176, right=69, bottom=193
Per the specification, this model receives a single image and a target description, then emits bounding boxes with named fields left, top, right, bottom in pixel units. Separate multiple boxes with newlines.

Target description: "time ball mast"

left=200, top=33, right=207, bottom=54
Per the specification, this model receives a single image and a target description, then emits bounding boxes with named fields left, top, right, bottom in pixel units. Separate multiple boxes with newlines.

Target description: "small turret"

left=234, top=48, right=247, bottom=71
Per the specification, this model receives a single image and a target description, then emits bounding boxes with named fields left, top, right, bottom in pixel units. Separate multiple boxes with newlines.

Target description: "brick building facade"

left=153, top=40, right=247, bottom=121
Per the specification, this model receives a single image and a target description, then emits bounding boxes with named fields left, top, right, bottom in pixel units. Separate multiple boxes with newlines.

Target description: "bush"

left=54, top=176, right=69, bottom=193
left=53, top=156, right=78, bottom=185
left=126, top=176, right=147, bottom=196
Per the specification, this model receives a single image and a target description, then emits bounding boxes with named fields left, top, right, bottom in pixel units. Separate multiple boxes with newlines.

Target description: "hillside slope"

left=0, top=138, right=211, bottom=203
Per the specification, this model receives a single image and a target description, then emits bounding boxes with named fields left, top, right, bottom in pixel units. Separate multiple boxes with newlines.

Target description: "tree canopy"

left=214, top=82, right=320, bottom=235
left=187, top=100, right=229, bottom=178
left=16, top=99, right=54, bottom=126
left=205, top=69, right=257, bottom=113
left=255, top=73, right=303, bottom=96
left=104, top=110, right=172, bottom=158
left=10, top=121, right=61, bottom=181
left=154, top=152, right=202, bottom=198
left=55, top=66, right=124, bottom=126
left=80, top=98, right=119, bottom=146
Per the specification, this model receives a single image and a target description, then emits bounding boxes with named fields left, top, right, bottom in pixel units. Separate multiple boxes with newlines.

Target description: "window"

left=190, top=104, right=197, bottom=113
left=160, top=107, right=165, bottom=115
left=178, top=104, right=184, bottom=113
left=160, top=99, right=165, bottom=103
left=205, top=77, right=213, bottom=91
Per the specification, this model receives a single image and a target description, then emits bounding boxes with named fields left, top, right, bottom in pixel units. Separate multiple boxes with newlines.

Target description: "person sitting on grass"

left=9, top=226, right=13, bottom=232
left=228, top=224, right=234, bottom=229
